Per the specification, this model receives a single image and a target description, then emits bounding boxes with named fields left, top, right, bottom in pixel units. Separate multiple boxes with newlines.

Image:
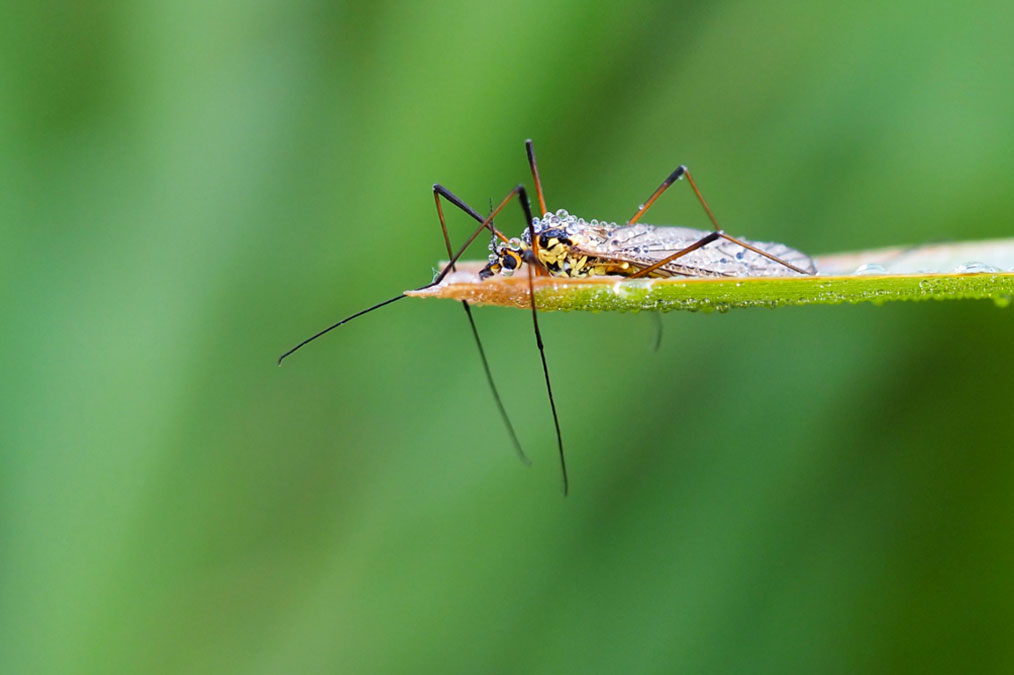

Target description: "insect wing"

left=572, top=223, right=816, bottom=277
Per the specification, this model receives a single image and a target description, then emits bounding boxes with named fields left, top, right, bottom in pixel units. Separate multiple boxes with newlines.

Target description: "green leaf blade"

left=408, top=240, right=1014, bottom=313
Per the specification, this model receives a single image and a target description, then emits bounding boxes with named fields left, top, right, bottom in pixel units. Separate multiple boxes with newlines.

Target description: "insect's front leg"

left=432, top=184, right=511, bottom=270
left=430, top=183, right=530, bottom=465
left=484, top=183, right=568, bottom=494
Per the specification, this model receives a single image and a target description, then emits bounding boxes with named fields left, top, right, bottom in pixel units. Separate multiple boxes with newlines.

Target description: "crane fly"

left=279, top=140, right=816, bottom=495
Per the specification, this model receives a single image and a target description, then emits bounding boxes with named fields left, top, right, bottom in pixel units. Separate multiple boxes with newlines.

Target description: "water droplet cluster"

left=953, top=262, right=1000, bottom=273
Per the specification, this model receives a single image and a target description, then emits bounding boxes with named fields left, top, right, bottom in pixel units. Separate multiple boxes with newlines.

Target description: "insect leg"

left=627, top=165, right=718, bottom=228
left=524, top=247, right=567, bottom=495
left=431, top=188, right=528, bottom=285
left=509, top=186, right=568, bottom=495
left=433, top=184, right=511, bottom=251
left=627, top=166, right=813, bottom=275
left=432, top=184, right=529, bottom=465
left=525, top=139, right=549, bottom=216
left=629, top=231, right=722, bottom=278
left=651, top=312, right=663, bottom=352
left=714, top=232, right=813, bottom=275
left=439, top=182, right=567, bottom=492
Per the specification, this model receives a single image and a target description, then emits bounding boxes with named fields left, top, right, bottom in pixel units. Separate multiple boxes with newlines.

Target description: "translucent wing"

left=569, top=222, right=816, bottom=277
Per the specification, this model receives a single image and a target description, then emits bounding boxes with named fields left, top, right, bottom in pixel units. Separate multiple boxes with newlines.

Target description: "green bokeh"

left=3, top=1, right=1013, bottom=673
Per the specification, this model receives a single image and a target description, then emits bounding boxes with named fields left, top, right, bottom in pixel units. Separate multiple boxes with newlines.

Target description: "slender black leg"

left=432, top=184, right=528, bottom=465
left=627, top=165, right=813, bottom=276
left=438, top=182, right=567, bottom=492
left=516, top=187, right=568, bottom=495
left=651, top=312, right=663, bottom=352
left=525, top=139, right=548, bottom=216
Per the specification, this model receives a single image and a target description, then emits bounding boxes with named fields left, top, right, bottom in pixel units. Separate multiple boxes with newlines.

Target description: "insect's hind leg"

left=432, top=184, right=529, bottom=465
left=714, top=232, right=812, bottom=275
left=627, top=165, right=813, bottom=276
left=630, top=231, right=722, bottom=278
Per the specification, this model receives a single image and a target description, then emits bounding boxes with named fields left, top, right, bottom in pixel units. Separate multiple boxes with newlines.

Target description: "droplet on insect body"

left=854, top=263, right=887, bottom=275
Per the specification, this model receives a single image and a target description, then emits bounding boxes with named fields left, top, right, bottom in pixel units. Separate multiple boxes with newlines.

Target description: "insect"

left=279, top=140, right=815, bottom=495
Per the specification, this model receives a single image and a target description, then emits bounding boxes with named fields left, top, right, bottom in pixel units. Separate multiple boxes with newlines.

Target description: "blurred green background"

left=3, top=1, right=1014, bottom=673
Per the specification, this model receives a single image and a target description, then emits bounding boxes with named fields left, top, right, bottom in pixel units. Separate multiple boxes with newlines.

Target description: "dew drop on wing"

left=953, top=262, right=999, bottom=273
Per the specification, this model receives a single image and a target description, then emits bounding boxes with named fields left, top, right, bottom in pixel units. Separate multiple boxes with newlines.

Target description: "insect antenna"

left=277, top=294, right=407, bottom=365
left=433, top=184, right=529, bottom=465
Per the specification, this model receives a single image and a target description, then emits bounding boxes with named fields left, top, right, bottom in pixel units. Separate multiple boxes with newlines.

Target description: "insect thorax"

left=480, top=210, right=624, bottom=279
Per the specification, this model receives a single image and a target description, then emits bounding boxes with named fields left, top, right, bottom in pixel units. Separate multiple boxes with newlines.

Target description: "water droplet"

left=993, top=295, right=1012, bottom=308
left=854, top=263, right=887, bottom=275
left=953, top=262, right=999, bottom=273
left=556, top=209, right=569, bottom=217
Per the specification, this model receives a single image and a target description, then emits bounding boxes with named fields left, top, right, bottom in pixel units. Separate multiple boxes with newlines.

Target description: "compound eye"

left=502, top=251, right=520, bottom=270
